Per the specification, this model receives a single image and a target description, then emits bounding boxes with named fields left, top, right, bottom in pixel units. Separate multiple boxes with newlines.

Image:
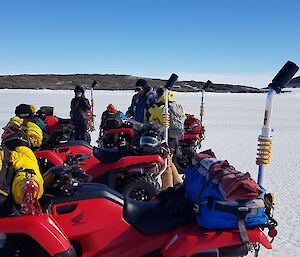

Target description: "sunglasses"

left=135, top=87, right=143, bottom=92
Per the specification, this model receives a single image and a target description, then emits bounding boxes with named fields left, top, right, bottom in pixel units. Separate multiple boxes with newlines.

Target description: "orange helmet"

left=107, top=104, right=117, bottom=113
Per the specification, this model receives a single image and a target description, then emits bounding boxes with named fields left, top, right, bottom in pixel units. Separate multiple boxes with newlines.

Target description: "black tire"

left=173, top=146, right=196, bottom=174
left=117, top=175, right=160, bottom=201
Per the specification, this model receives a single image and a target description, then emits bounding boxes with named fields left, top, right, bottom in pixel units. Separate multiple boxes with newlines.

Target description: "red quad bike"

left=97, top=115, right=205, bottom=175
left=35, top=138, right=166, bottom=201
left=173, top=113, right=205, bottom=174
left=0, top=159, right=274, bottom=257
left=36, top=105, right=93, bottom=146
left=34, top=72, right=180, bottom=202
left=172, top=80, right=212, bottom=174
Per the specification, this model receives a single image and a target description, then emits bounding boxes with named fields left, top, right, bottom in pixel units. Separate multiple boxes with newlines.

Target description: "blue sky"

left=0, top=0, right=299, bottom=87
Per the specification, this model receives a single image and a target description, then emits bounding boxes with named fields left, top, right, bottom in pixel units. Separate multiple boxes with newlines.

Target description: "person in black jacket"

left=70, top=85, right=91, bottom=142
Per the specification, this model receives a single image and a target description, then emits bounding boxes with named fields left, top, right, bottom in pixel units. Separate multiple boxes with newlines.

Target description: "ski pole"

left=90, top=81, right=97, bottom=132
left=256, top=61, right=298, bottom=186
left=163, top=73, right=178, bottom=145
left=91, top=80, right=97, bottom=116
left=200, top=80, right=212, bottom=123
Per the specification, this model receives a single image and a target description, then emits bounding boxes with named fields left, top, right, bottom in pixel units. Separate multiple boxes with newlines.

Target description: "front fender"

left=35, top=150, right=64, bottom=166
left=0, top=214, right=71, bottom=256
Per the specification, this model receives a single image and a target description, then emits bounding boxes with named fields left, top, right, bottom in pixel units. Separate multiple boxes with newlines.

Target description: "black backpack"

left=101, top=112, right=122, bottom=130
left=15, top=104, right=34, bottom=118
left=38, top=106, right=54, bottom=116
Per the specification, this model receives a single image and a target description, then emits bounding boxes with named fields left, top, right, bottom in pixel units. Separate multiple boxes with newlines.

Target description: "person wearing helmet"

left=70, top=85, right=91, bottom=142
left=97, top=104, right=126, bottom=146
left=100, top=104, right=126, bottom=130
left=148, top=89, right=184, bottom=190
left=126, top=79, right=156, bottom=125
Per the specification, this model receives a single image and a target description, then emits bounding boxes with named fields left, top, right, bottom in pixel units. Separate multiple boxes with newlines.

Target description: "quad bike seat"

left=93, top=147, right=137, bottom=164
left=123, top=197, right=195, bottom=234
left=51, top=183, right=124, bottom=206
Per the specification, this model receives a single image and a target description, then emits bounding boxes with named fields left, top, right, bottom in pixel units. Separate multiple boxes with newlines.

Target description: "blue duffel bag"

left=184, top=161, right=268, bottom=242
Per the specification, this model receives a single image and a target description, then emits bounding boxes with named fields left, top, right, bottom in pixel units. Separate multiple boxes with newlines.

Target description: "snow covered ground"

left=0, top=88, right=299, bottom=256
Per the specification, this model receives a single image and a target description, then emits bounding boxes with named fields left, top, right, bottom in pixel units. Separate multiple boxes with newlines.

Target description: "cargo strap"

left=237, top=206, right=250, bottom=243
left=210, top=200, right=250, bottom=243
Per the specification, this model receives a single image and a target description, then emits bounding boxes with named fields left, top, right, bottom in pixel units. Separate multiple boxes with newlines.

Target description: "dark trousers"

left=73, top=119, right=89, bottom=142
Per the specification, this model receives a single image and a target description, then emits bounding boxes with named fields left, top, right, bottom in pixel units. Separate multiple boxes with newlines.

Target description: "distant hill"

left=0, top=74, right=264, bottom=93
left=288, top=76, right=300, bottom=88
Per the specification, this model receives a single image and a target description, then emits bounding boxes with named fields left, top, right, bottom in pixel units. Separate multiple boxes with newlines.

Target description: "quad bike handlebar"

left=45, top=165, right=92, bottom=196
left=43, top=154, right=92, bottom=196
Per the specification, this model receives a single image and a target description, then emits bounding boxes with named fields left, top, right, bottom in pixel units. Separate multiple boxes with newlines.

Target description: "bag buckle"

left=193, top=204, right=200, bottom=214
left=0, top=189, right=8, bottom=197
left=238, top=206, right=250, bottom=219
left=238, top=206, right=249, bottom=212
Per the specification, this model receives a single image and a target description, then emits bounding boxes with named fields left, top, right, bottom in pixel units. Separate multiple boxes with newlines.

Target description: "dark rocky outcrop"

left=0, top=74, right=264, bottom=93
left=288, top=76, right=300, bottom=88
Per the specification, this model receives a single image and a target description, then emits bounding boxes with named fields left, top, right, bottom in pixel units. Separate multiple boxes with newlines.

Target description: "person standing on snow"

left=126, top=79, right=156, bottom=126
left=70, top=85, right=91, bottom=142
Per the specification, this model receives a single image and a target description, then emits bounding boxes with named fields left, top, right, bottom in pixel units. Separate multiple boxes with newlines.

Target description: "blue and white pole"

left=256, top=61, right=298, bottom=186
